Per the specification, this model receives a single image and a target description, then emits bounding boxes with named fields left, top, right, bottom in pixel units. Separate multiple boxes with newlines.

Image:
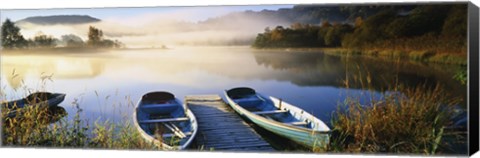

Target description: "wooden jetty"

left=185, top=95, right=274, bottom=151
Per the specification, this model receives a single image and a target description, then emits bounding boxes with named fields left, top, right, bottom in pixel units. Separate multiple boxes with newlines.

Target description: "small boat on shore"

left=1, top=92, right=66, bottom=118
left=133, top=91, right=197, bottom=150
left=224, top=87, right=331, bottom=149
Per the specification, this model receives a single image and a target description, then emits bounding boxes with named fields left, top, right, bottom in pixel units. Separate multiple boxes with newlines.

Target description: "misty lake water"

left=1, top=46, right=466, bottom=128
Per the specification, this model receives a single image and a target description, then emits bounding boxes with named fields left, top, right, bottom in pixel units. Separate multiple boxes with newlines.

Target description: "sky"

left=1, top=5, right=293, bottom=23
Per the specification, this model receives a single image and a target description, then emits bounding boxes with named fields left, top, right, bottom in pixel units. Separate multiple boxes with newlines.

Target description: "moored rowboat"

left=224, top=87, right=331, bottom=149
left=1, top=92, right=66, bottom=118
left=133, top=91, right=197, bottom=150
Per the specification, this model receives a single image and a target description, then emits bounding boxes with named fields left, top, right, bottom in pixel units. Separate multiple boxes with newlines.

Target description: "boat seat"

left=252, top=110, right=288, bottom=115
left=162, top=131, right=193, bottom=138
left=235, top=97, right=260, bottom=103
left=141, top=103, right=178, bottom=109
left=235, top=98, right=262, bottom=107
left=139, top=117, right=189, bottom=124
left=286, top=121, right=308, bottom=126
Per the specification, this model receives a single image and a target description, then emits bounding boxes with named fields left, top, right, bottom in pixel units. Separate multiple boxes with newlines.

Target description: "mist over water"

left=15, top=10, right=289, bottom=48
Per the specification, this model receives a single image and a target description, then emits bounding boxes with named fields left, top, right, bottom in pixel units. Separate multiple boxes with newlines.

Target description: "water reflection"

left=254, top=51, right=456, bottom=87
left=2, top=55, right=104, bottom=89
left=252, top=50, right=466, bottom=102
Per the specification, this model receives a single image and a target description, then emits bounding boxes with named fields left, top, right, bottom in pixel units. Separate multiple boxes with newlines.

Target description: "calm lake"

left=0, top=46, right=466, bottom=127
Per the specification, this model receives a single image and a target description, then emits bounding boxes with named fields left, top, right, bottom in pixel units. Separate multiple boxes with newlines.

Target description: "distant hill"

left=16, top=15, right=100, bottom=25
left=200, top=5, right=416, bottom=26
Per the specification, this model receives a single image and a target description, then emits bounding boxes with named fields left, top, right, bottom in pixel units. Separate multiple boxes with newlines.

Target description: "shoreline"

left=1, top=46, right=467, bottom=65
left=0, top=47, right=170, bottom=55
left=253, top=47, right=467, bottom=65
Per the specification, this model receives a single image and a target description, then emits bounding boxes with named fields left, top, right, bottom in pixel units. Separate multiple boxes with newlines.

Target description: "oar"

left=163, top=123, right=184, bottom=138
left=169, top=122, right=187, bottom=138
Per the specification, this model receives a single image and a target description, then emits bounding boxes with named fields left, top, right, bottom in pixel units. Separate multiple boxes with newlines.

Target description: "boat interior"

left=227, top=88, right=314, bottom=129
left=137, top=92, right=193, bottom=145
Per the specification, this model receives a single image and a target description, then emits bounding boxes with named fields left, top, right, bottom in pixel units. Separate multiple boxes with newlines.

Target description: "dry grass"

left=327, top=66, right=463, bottom=154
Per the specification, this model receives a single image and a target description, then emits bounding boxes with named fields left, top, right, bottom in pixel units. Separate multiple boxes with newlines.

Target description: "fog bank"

left=17, top=11, right=290, bottom=48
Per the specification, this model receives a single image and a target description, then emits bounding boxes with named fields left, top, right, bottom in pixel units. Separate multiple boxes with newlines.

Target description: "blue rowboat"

left=224, top=87, right=331, bottom=149
left=1, top=92, right=66, bottom=118
left=133, top=91, right=198, bottom=150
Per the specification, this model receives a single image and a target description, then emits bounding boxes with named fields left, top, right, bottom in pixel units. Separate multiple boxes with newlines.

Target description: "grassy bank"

left=252, top=46, right=467, bottom=65
left=321, top=48, right=467, bottom=65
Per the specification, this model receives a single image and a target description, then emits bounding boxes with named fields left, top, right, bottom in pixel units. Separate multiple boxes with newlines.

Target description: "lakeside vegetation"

left=1, top=19, right=124, bottom=50
left=252, top=4, right=467, bottom=65
left=316, top=62, right=466, bottom=154
left=327, top=73, right=465, bottom=154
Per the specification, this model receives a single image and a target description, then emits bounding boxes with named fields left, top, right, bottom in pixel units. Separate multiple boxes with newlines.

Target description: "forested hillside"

left=251, top=4, right=467, bottom=64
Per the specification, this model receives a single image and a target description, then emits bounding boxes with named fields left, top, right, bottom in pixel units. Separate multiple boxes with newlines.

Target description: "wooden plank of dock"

left=185, top=95, right=275, bottom=151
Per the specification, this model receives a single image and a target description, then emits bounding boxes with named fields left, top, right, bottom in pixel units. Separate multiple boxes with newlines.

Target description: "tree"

left=253, top=33, right=270, bottom=48
left=264, top=27, right=271, bottom=33
left=112, top=40, right=125, bottom=48
left=317, top=22, right=332, bottom=46
left=61, top=34, right=84, bottom=47
left=98, top=39, right=124, bottom=48
left=1, top=19, right=28, bottom=49
left=384, top=5, right=451, bottom=39
left=270, top=26, right=285, bottom=41
left=87, top=26, right=103, bottom=47
left=342, top=10, right=397, bottom=48
left=32, top=32, right=57, bottom=48
left=441, top=4, right=467, bottom=38
left=324, top=24, right=353, bottom=47
left=321, top=21, right=332, bottom=28
left=354, top=17, right=363, bottom=28
left=291, top=22, right=305, bottom=30
left=86, top=26, right=123, bottom=48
